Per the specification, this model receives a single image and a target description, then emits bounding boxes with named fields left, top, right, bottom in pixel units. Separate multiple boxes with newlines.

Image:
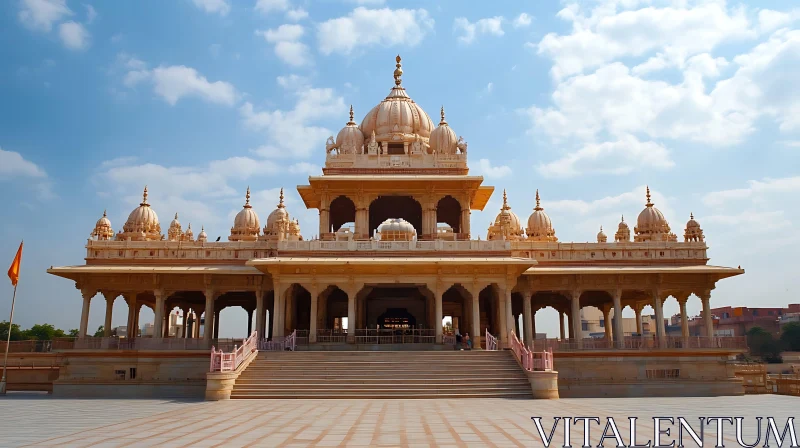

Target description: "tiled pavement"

left=0, top=395, right=798, bottom=447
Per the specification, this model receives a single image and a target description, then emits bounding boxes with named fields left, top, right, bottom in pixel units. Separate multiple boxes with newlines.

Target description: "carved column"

left=634, top=304, right=643, bottom=335
left=256, top=289, right=265, bottom=339
left=559, top=311, right=566, bottom=340
left=460, top=207, right=471, bottom=239
left=653, top=290, right=666, bottom=348
left=470, top=285, right=481, bottom=348
left=102, top=292, right=116, bottom=337
left=603, top=305, right=612, bottom=342
left=180, top=307, right=189, bottom=338
left=153, top=289, right=165, bottom=339
left=354, top=195, right=370, bottom=240
left=499, top=285, right=511, bottom=347
left=247, top=309, right=253, bottom=336
left=319, top=203, right=330, bottom=238
left=309, top=284, right=319, bottom=343
left=567, top=311, right=573, bottom=339
left=570, top=290, right=582, bottom=347
left=133, top=303, right=141, bottom=339
left=676, top=293, right=691, bottom=347
left=203, top=289, right=215, bottom=341
left=272, top=277, right=285, bottom=339
left=213, top=309, right=220, bottom=339
left=193, top=311, right=201, bottom=338
left=522, top=290, right=534, bottom=347
left=346, top=285, right=358, bottom=343
left=612, top=288, right=624, bottom=348
left=79, top=289, right=95, bottom=339
left=699, top=290, right=714, bottom=339
left=434, top=284, right=444, bottom=344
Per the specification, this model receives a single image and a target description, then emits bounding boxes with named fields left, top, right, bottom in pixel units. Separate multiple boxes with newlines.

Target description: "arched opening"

left=436, top=196, right=461, bottom=234
left=329, top=195, right=356, bottom=233
left=323, top=287, right=349, bottom=337
left=285, top=284, right=311, bottom=334
left=478, top=285, right=500, bottom=348
left=443, top=284, right=471, bottom=337
left=369, top=196, right=422, bottom=237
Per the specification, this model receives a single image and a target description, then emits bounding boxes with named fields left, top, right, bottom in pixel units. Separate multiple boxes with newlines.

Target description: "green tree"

left=68, top=329, right=79, bottom=338
left=23, top=323, right=63, bottom=341
left=780, top=322, right=800, bottom=351
left=746, top=326, right=783, bottom=363
left=0, top=321, right=25, bottom=341
left=93, top=326, right=105, bottom=337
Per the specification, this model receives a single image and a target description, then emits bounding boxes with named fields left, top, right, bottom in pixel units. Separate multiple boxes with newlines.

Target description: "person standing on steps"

left=464, top=333, right=472, bottom=350
left=455, top=329, right=462, bottom=350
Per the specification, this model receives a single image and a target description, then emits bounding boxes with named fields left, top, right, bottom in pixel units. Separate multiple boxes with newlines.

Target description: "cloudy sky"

left=1, top=0, right=798, bottom=338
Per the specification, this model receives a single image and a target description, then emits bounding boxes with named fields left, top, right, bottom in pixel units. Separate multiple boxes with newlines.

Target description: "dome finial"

left=347, top=105, right=355, bottom=125
left=174, top=212, right=178, bottom=219
left=502, top=189, right=509, bottom=210
left=278, top=187, right=285, bottom=208
left=440, top=106, right=447, bottom=125
left=141, top=186, right=149, bottom=206
left=393, top=55, right=403, bottom=87
left=646, top=185, right=652, bottom=206
left=621, top=214, right=624, bottom=223
left=103, top=209, right=107, bottom=217
left=244, top=186, right=251, bottom=208
left=534, top=189, right=543, bottom=211
left=690, top=212, right=694, bottom=220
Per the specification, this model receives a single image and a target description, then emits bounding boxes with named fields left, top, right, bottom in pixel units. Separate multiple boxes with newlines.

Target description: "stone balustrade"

left=324, top=152, right=468, bottom=172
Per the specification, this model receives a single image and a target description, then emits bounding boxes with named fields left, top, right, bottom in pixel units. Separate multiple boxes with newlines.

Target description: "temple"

left=46, top=56, right=746, bottom=399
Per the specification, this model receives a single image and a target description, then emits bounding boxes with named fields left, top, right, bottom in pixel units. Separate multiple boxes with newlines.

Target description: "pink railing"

left=510, top=330, right=553, bottom=372
left=259, top=330, right=297, bottom=351
left=209, top=331, right=258, bottom=372
left=532, top=335, right=747, bottom=352
left=485, top=329, right=498, bottom=350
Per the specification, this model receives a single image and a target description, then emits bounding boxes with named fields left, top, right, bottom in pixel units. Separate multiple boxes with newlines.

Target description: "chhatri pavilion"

left=46, top=57, right=746, bottom=399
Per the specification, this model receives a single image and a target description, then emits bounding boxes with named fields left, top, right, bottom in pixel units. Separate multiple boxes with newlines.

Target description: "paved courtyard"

left=0, top=395, right=797, bottom=447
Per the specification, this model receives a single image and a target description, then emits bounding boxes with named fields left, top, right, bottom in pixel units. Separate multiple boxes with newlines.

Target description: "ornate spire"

left=103, top=210, right=107, bottom=218
left=502, top=189, right=510, bottom=210
left=140, top=186, right=149, bottom=206
left=621, top=214, right=625, bottom=222
left=534, top=189, right=543, bottom=211
left=244, top=186, right=252, bottom=208
left=393, top=55, right=403, bottom=87
left=440, top=106, right=447, bottom=125
left=174, top=212, right=179, bottom=220
left=646, top=185, right=652, bottom=207
left=690, top=212, right=694, bottom=220
left=347, top=105, right=355, bottom=125
left=278, top=187, right=285, bottom=208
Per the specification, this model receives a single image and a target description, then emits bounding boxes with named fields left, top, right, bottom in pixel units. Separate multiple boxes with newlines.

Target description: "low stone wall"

left=1, top=353, right=61, bottom=393
left=52, top=350, right=209, bottom=399
left=554, top=350, right=744, bottom=398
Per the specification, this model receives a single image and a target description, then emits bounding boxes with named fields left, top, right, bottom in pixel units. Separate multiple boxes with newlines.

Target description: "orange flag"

left=7, top=241, right=23, bottom=287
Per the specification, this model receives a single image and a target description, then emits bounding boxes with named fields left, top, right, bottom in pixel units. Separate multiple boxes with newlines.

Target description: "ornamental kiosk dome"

left=429, top=107, right=458, bottom=155
left=265, top=188, right=289, bottom=232
left=597, top=226, right=607, bottom=243
left=116, top=186, right=162, bottom=241
left=684, top=213, right=705, bottom=242
left=197, top=225, right=208, bottom=242
left=634, top=186, right=677, bottom=242
left=184, top=223, right=194, bottom=241
left=487, top=190, right=524, bottom=241
left=327, top=105, right=365, bottom=155
left=526, top=189, right=558, bottom=242
left=359, top=56, right=434, bottom=155
left=615, top=215, right=631, bottom=242
left=229, top=187, right=261, bottom=242
left=378, top=218, right=416, bottom=241
left=91, top=210, right=114, bottom=240
left=168, top=213, right=183, bottom=241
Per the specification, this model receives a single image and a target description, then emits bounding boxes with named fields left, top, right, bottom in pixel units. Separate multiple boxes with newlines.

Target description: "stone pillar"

left=559, top=311, right=566, bottom=340
left=566, top=311, right=573, bottom=339
left=102, top=292, right=115, bottom=337
left=603, top=306, right=612, bottom=341
left=273, top=278, right=285, bottom=338
left=194, top=311, right=201, bottom=338
left=355, top=203, right=369, bottom=240
left=133, top=304, right=141, bottom=339
left=677, top=293, right=690, bottom=347
left=634, top=304, right=643, bottom=335
left=522, top=291, right=534, bottom=347
left=79, top=289, right=94, bottom=339
left=470, top=286, right=481, bottom=348
left=570, top=290, right=582, bottom=347
left=309, top=285, right=319, bottom=343
left=204, top=289, right=215, bottom=341
left=422, top=202, right=433, bottom=239
left=460, top=207, right=471, bottom=239
left=247, top=309, right=253, bottom=336
left=653, top=290, right=666, bottom=348
left=499, top=286, right=512, bottom=347
left=435, top=286, right=444, bottom=344
left=256, top=290, right=265, bottom=339
left=612, top=289, right=624, bottom=348
left=700, top=290, right=714, bottom=339
left=346, top=287, right=356, bottom=343
left=213, top=309, right=220, bottom=339
left=319, top=207, right=330, bottom=238
left=153, top=289, right=165, bottom=339
left=181, top=308, right=189, bottom=338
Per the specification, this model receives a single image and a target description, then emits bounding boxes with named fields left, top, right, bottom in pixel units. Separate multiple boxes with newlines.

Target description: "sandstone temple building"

left=44, top=56, right=747, bottom=399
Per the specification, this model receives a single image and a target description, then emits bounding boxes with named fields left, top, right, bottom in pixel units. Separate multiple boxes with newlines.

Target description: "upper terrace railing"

left=531, top=336, right=747, bottom=352
left=279, top=239, right=510, bottom=252
left=353, top=329, right=436, bottom=344
left=10, top=337, right=247, bottom=352
left=324, top=152, right=468, bottom=171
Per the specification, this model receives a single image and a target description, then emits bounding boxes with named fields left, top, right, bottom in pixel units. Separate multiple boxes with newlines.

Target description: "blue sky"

left=1, top=0, right=799, bottom=338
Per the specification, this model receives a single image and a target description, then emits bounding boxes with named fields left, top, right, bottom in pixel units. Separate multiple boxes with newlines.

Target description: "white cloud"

left=58, top=21, right=90, bottom=50
left=149, top=66, right=237, bottom=106
left=477, top=159, right=511, bottom=179
left=276, top=74, right=310, bottom=90
left=0, top=148, right=47, bottom=179
left=454, top=16, right=504, bottom=44
left=286, top=8, right=308, bottom=21
left=19, top=0, right=72, bottom=32
left=757, top=9, right=799, bottom=34
left=240, top=80, right=346, bottom=159
left=255, top=0, right=288, bottom=15
left=84, top=4, right=97, bottom=24
left=702, top=176, right=800, bottom=208
left=318, top=7, right=434, bottom=55
left=537, top=135, right=674, bottom=178
left=704, top=210, right=790, bottom=232
left=513, top=13, right=532, bottom=28
left=256, top=25, right=311, bottom=67
left=192, top=0, right=230, bottom=16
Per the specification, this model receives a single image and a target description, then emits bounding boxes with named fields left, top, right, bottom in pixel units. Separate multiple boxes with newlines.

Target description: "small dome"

left=488, top=190, right=524, bottom=241
left=117, top=186, right=162, bottom=241
left=266, top=188, right=290, bottom=231
left=526, top=190, right=558, bottom=242
left=684, top=213, right=705, bottom=242
left=359, top=56, right=434, bottom=144
left=597, top=226, right=607, bottom=243
left=634, top=186, right=677, bottom=242
left=229, top=187, right=261, bottom=242
left=198, top=225, right=208, bottom=242
left=615, top=215, right=631, bottom=242
left=429, top=107, right=458, bottom=155
left=378, top=218, right=416, bottom=241
left=184, top=223, right=194, bottom=239
left=333, top=106, right=365, bottom=154
left=92, top=210, right=114, bottom=240
left=168, top=213, right=183, bottom=241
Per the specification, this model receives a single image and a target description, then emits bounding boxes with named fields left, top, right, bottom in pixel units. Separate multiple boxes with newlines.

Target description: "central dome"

left=359, top=56, right=434, bottom=147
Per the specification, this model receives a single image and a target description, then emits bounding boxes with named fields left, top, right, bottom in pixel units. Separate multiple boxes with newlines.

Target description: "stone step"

left=230, top=392, right=533, bottom=399
left=238, top=371, right=526, bottom=378
left=235, top=378, right=530, bottom=386
left=231, top=387, right=532, bottom=395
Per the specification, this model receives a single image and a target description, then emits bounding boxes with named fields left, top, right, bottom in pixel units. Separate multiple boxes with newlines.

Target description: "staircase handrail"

left=485, top=329, right=498, bottom=351
left=259, top=329, right=297, bottom=351
left=509, top=330, right=533, bottom=370
left=209, top=331, right=258, bottom=372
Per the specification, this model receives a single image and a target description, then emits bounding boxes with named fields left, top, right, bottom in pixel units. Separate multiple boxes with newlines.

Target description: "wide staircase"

left=231, top=350, right=532, bottom=399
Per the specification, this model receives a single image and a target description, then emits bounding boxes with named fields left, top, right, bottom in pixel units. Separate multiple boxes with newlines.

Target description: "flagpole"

left=0, top=283, right=18, bottom=395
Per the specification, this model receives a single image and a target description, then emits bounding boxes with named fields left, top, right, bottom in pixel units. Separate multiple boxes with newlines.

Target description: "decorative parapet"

left=323, top=152, right=468, bottom=174
left=278, top=239, right=511, bottom=252
left=511, top=241, right=708, bottom=264
left=85, top=239, right=278, bottom=262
